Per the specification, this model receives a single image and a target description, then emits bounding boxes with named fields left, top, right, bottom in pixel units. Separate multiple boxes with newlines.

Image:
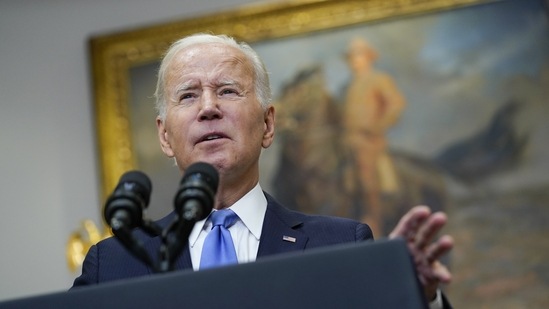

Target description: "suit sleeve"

left=70, top=244, right=99, bottom=288
left=356, top=222, right=374, bottom=242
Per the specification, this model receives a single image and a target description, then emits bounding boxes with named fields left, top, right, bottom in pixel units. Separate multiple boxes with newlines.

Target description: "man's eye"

left=180, top=93, right=193, bottom=101
left=220, top=89, right=237, bottom=95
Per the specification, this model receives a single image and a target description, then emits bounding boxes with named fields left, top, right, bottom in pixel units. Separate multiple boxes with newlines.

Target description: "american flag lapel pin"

left=282, top=235, right=297, bottom=243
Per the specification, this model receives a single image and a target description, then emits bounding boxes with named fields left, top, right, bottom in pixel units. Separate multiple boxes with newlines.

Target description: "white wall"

left=0, top=0, right=266, bottom=301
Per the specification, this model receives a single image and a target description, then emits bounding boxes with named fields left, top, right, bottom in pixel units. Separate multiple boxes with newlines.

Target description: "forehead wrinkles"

left=166, top=44, right=255, bottom=88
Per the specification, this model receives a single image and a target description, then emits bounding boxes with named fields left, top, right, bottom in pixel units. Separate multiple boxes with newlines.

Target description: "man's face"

left=347, top=50, right=373, bottom=73
left=157, top=43, right=275, bottom=183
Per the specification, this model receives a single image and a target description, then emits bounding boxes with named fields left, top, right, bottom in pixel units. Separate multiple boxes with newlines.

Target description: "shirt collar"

left=230, top=183, right=267, bottom=240
left=188, top=183, right=267, bottom=246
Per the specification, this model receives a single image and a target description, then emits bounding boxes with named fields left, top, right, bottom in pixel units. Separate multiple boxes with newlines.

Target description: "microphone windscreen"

left=182, top=162, right=219, bottom=193
left=118, top=170, right=152, bottom=206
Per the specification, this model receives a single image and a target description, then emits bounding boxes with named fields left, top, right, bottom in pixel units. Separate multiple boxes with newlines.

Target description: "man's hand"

left=389, top=206, right=454, bottom=301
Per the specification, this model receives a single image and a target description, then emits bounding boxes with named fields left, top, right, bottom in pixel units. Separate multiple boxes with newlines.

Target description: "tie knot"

left=209, top=209, right=238, bottom=229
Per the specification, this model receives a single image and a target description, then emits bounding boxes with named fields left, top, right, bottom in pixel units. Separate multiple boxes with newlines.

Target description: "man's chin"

left=188, top=157, right=228, bottom=172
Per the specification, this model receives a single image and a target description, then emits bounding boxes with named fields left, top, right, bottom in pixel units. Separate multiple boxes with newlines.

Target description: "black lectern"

left=0, top=239, right=428, bottom=309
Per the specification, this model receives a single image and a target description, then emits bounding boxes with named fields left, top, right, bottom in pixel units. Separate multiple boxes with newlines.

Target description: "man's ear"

left=156, top=117, right=175, bottom=157
left=262, top=105, right=275, bottom=149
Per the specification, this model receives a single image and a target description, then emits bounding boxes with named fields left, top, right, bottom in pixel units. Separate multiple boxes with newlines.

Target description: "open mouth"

left=198, top=133, right=227, bottom=143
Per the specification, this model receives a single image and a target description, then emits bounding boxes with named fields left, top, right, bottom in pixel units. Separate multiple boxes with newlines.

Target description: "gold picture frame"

left=90, top=0, right=491, bottom=207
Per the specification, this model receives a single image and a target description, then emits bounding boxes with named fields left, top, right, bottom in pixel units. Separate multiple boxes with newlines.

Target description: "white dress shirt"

left=188, top=183, right=267, bottom=270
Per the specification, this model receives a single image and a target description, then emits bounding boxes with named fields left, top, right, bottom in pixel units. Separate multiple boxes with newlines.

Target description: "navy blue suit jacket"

left=72, top=193, right=373, bottom=286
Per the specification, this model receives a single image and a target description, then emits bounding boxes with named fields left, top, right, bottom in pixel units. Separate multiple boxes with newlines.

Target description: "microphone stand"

left=158, top=216, right=196, bottom=273
left=112, top=216, right=197, bottom=274
left=109, top=218, right=156, bottom=271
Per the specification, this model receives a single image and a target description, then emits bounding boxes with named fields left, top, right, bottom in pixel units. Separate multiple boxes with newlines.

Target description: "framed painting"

left=88, top=0, right=549, bottom=307
left=90, top=0, right=499, bottom=220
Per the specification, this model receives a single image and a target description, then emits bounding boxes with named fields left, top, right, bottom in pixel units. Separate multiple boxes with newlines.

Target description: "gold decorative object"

left=66, top=220, right=110, bottom=272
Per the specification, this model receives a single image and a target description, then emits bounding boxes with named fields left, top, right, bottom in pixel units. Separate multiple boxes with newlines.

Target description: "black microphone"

left=174, top=162, right=218, bottom=221
left=104, top=171, right=152, bottom=230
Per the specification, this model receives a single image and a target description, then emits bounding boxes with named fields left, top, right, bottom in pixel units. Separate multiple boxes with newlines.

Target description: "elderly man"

left=72, top=33, right=453, bottom=308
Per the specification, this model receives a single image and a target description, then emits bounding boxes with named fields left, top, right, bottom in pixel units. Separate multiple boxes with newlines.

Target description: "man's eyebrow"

left=174, top=80, right=198, bottom=94
left=216, top=78, right=242, bottom=87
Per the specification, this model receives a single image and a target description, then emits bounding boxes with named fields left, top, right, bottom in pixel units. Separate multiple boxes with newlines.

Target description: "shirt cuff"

left=429, top=289, right=443, bottom=309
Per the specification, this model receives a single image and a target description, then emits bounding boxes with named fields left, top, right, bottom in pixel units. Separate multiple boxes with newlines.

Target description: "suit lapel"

left=173, top=245, right=193, bottom=270
left=257, top=194, right=309, bottom=258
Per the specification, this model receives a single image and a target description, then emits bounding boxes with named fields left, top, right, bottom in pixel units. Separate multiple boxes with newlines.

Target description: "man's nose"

left=198, top=92, right=222, bottom=121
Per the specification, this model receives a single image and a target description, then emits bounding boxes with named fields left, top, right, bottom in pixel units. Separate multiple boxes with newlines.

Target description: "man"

left=73, top=33, right=453, bottom=308
left=342, top=37, right=406, bottom=236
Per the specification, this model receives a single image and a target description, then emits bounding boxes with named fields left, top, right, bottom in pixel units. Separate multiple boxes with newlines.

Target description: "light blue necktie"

left=200, top=209, right=239, bottom=270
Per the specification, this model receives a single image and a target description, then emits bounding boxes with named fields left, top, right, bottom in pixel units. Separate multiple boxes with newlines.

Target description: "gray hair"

left=154, top=33, right=272, bottom=120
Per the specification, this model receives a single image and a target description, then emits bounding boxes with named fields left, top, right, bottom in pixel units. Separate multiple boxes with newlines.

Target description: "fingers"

left=427, top=260, right=452, bottom=284
left=389, top=205, right=454, bottom=297
left=436, top=261, right=452, bottom=284
left=415, top=212, right=447, bottom=250
left=427, top=234, right=453, bottom=261
left=416, top=240, right=453, bottom=297
left=389, top=205, right=431, bottom=240
left=389, top=206, right=449, bottom=251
